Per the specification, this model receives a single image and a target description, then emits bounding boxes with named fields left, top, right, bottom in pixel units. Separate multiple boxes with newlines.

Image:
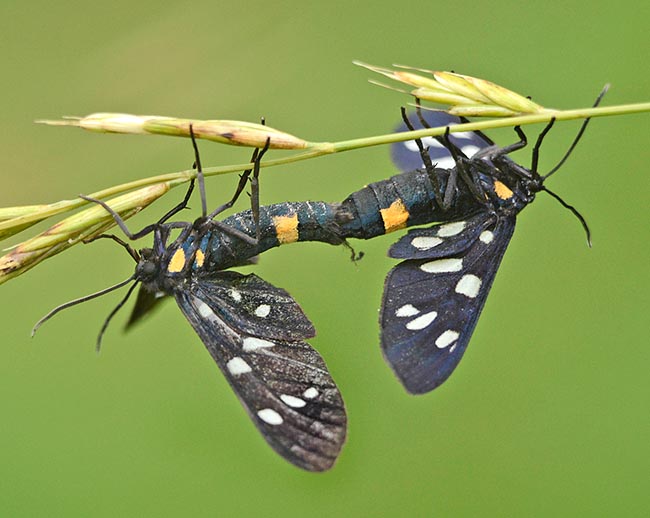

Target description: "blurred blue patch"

left=390, top=111, right=492, bottom=172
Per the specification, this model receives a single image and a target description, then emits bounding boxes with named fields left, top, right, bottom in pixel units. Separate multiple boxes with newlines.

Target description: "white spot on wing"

left=406, top=311, right=438, bottom=330
left=480, top=230, right=494, bottom=244
left=434, top=157, right=456, bottom=169
left=436, top=330, right=460, bottom=349
left=455, top=274, right=482, bottom=298
left=254, top=304, right=271, bottom=318
left=437, top=221, right=466, bottom=237
left=303, top=387, right=319, bottom=399
left=196, top=301, right=215, bottom=318
left=396, top=304, right=420, bottom=317
left=411, top=236, right=443, bottom=250
left=421, top=137, right=445, bottom=149
left=258, top=408, right=283, bottom=425
left=242, top=337, right=275, bottom=352
left=229, top=289, right=242, bottom=302
left=402, top=137, right=480, bottom=166
left=461, top=144, right=481, bottom=157
left=280, top=394, right=307, bottom=408
left=420, top=258, right=463, bottom=273
left=405, top=137, right=445, bottom=151
left=227, top=357, right=251, bottom=375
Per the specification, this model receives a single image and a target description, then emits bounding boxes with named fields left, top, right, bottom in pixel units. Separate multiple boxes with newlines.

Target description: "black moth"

left=381, top=107, right=595, bottom=394
left=33, top=138, right=347, bottom=472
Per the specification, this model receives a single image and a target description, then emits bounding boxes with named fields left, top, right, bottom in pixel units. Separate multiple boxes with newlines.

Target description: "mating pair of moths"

left=34, top=111, right=592, bottom=471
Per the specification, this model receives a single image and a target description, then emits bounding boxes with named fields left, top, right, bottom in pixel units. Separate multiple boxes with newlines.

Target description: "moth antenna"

left=543, top=84, right=609, bottom=179
left=31, top=275, right=136, bottom=337
left=96, top=280, right=139, bottom=352
left=542, top=186, right=592, bottom=247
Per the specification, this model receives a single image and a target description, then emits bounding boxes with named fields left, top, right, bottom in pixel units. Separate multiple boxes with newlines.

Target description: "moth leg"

left=531, top=119, right=556, bottom=175
left=490, top=126, right=528, bottom=159
left=187, top=117, right=270, bottom=246
left=83, top=233, right=139, bottom=262
left=79, top=172, right=196, bottom=241
left=401, top=104, right=443, bottom=202
left=441, top=127, right=485, bottom=205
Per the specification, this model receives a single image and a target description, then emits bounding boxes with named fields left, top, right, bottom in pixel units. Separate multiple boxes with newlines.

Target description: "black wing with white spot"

left=380, top=214, right=516, bottom=394
left=192, top=270, right=315, bottom=342
left=390, top=110, right=493, bottom=173
left=175, top=272, right=346, bottom=472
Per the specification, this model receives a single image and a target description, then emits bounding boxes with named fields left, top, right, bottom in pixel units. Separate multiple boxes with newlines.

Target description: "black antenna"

left=543, top=84, right=609, bottom=179
left=542, top=186, right=592, bottom=247
left=536, top=86, right=609, bottom=246
left=95, top=280, right=139, bottom=351
left=32, top=274, right=137, bottom=337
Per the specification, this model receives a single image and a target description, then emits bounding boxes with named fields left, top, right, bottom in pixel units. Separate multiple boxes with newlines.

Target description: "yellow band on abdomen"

left=380, top=199, right=409, bottom=233
left=274, top=213, right=300, bottom=244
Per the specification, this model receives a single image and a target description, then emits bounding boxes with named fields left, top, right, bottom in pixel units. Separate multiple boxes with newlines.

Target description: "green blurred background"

left=1, top=1, right=648, bottom=516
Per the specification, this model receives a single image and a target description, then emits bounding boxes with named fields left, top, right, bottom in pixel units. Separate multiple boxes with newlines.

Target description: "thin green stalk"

left=328, top=103, right=650, bottom=152
left=6, top=100, right=647, bottom=234
left=197, top=101, right=650, bottom=175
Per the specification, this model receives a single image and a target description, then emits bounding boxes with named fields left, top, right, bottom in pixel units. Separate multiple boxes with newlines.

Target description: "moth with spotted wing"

left=118, top=197, right=346, bottom=471
left=32, top=140, right=347, bottom=472
left=381, top=110, right=591, bottom=393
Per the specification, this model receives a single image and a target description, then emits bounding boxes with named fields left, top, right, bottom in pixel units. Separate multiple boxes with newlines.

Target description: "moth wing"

left=388, top=212, right=493, bottom=260
left=176, top=272, right=346, bottom=471
left=194, top=271, right=315, bottom=341
left=381, top=215, right=516, bottom=394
